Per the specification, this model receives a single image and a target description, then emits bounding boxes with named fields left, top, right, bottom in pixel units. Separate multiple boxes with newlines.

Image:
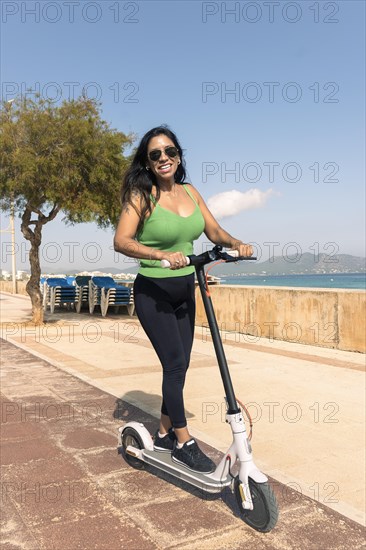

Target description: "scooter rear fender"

left=118, top=421, right=154, bottom=451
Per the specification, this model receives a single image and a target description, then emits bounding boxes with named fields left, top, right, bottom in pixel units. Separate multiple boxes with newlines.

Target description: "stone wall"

left=195, top=285, right=366, bottom=353
left=0, top=281, right=27, bottom=296
left=2, top=281, right=365, bottom=352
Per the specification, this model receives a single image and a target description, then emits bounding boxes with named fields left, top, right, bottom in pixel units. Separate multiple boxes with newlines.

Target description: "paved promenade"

left=1, top=291, right=365, bottom=549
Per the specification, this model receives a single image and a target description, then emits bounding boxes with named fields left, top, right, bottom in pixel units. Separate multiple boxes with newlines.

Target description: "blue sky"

left=1, top=0, right=365, bottom=272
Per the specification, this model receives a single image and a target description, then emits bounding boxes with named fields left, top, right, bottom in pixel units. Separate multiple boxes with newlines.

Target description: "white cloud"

left=207, top=188, right=276, bottom=220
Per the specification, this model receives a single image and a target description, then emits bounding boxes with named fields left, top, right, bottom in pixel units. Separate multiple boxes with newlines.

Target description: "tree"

left=0, top=95, right=132, bottom=323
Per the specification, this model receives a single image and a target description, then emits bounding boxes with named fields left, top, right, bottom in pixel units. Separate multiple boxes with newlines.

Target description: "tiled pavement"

left=1, top=339, right=365, bottom=550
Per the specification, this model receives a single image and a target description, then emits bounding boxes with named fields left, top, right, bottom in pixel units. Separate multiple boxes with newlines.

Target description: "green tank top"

left=137, top=184, right=205, bottom=278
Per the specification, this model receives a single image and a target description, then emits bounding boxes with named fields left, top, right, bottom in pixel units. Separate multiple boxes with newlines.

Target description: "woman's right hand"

left=161, top=251, right=187, bottom=270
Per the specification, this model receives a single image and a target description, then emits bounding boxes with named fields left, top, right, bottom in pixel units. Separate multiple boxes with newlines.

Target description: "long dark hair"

left=121, top=125, right=187, bottom=234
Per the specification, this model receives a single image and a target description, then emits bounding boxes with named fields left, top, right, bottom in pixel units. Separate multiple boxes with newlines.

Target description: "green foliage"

left=0, top=95, right=132, bottom=227
left=0, top=94, right=133, bottom=322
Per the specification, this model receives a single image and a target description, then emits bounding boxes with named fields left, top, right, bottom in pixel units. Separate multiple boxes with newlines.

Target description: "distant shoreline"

left=220, top=271, right=366, bottom=277
left=219, top=272, right=366, bottom=290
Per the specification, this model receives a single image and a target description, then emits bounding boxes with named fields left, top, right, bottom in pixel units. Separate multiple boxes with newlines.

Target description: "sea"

left=219, top=273, right=366, bottom=290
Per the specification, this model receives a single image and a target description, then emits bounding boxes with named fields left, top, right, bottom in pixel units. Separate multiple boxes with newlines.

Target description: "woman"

left=114, top=125, right=253, bottom=473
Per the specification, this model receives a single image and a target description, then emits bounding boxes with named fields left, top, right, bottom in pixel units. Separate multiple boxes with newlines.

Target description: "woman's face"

left=146, top=134, right=180, bottom=184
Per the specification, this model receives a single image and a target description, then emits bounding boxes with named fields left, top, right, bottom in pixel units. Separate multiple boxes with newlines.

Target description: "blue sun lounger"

left=43, top=277, right=78, bottom=314
left=89, top=276, right=134, bottom=317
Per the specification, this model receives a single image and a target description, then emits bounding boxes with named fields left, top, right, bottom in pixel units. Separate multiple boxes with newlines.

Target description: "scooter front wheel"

left=234, top=476, right=278, bottom=532
left=122, top=427, right=145, bottom=470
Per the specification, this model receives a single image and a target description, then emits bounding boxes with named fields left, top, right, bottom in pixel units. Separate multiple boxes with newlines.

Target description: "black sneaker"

left=172, top=439, right=215, bottom=473
left=153, top=428, right=177, bottom=452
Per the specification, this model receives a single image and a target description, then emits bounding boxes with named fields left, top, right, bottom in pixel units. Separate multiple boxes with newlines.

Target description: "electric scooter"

left=118, top=245, right=279, bottom=533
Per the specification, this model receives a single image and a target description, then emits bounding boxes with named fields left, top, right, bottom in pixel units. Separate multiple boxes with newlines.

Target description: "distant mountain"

left=209, top=253, right=366, bottom=277
left=46, top=253, right=366, bottom=277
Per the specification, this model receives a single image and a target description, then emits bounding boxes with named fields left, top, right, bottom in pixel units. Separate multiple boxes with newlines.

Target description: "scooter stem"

left=195, top=265, right=240, bottom=415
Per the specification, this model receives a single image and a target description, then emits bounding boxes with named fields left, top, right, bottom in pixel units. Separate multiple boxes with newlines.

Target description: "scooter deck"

left=141, top=449, right=232, bottom=494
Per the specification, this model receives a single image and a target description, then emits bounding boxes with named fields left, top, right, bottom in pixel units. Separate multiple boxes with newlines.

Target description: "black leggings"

left=133, top=273, right=196, bottom=429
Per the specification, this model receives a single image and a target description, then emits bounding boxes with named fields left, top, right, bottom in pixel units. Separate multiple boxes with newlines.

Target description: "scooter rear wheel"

left=122, top=427, right=145, bottom=470
left=234, top=476, right=278, bottom=532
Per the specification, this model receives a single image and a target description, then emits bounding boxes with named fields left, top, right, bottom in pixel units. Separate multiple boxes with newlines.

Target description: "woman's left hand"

left=230, top=241, right=254, bottom=258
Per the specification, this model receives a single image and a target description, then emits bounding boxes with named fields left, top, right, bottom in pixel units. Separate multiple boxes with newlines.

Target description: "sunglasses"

left=148, top=146, right=179, bottom=162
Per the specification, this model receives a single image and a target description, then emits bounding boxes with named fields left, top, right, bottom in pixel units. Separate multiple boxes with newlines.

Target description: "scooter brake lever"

left=220, top=251, right=257, bottom=262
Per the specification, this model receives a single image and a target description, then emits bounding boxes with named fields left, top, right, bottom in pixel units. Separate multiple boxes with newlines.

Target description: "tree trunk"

left=25, top=240, right=44, bottom=324
left=21, top=203, right=60, bottom=324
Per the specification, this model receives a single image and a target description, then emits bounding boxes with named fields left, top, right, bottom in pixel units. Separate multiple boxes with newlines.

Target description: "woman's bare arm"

left=113, top=197, right=161, bottom=260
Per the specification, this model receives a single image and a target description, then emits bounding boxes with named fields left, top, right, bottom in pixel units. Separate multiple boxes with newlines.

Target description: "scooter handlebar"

left=160, top=250, right=253, bottom=268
